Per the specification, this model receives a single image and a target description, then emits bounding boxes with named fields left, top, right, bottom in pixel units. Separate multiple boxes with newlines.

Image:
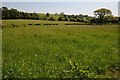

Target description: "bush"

left=53, top=24, right=58, bottom=25
left=35, top=24, right=41, bottom=25
left=28, top=24, right=32, bottom=25
left=49, top=17, right=55, bottom=21
left=90, top=18, right=96, bottom=24
left=58, top=17, right=64, bottom=21
left=64, top=18, right=69, bottom=21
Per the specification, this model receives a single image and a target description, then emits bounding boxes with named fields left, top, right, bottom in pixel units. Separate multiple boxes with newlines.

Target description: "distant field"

left=2, top=20, right=119, bottom=78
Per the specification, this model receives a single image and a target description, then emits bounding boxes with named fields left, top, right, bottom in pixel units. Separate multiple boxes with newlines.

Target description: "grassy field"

left=2, top=20, right=119, bottom=78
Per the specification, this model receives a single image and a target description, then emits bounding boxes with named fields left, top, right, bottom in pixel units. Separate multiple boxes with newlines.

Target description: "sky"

left=2, top=2, right=118, bottom=16
left=1, top=0, right=119, bottom=2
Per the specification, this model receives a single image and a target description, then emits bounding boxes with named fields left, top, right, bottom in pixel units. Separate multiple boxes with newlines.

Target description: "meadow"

left=2, top=20, right=119, bottom=78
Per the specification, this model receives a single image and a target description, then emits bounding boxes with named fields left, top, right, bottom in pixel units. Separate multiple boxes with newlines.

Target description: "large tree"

left=9, top=8, right=19, bottom=19
left=94, top=8, right=112, bottom=25
left=2, top=7, right=10, bottom=19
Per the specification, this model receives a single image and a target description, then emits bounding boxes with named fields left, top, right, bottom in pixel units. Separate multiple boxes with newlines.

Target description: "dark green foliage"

left=58, top=16, right=64, bottom=21
left=70, top=18, right=76, bottom=22
left=9, top=8, right=19, bottom=19
left=2, top=7, right=39, bottom=20
left=53, top=24, right=58, bottom=25
left=65, top=23, right=86, bottom=25
left=64, top=18, right=69, bottom=21
left=19, top=12, right=24, bottom=19
left=28, top=24, right=32, bottom=25
left=49, top=17, right=55, bottom=21
left=90, top=16, right=119, bottom=25
left=46, top=12, right=50, bottom=17
left=90, top=18, right=96, bottom=24
left=2, top=7, right=11, bottom=19
left=30, top=13, right=36, bottom=19
left=2, top=6, right=119, bottom=24
left=35, top=24, right=41, bottom=25
left=94, top=8, right=113, bottom=25
left=44, top=17, right=48, bottom=20
left=118, top=17, right=120, bottom=22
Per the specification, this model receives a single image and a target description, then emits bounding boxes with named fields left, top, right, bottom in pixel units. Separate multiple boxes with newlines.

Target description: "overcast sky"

left=2, top=2, right=118, bottom=16
left=2, top=0, right=119, bottom=2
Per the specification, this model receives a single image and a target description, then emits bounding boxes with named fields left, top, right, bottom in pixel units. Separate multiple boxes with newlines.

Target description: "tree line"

left=1, top=7, right=91, bottom=22
left=2, top=7, right=39, bottom=19
left=1, top=7, right=120, bottom=25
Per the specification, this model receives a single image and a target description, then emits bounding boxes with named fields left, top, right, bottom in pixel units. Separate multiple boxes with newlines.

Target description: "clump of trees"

left=2, top=7, right=38, bottom=19
left=1, top=7, right=92, bottom=23
left=91, top=8, right=119, bottom=25
left=1, top=7, right=119, bottom=25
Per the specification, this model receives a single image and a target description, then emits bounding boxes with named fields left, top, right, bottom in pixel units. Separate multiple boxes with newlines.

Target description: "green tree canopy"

left=94, top=8, right=112, bottom=25
left=94, top=8, right=112, bottom=18
left=2, top=7, right=10, bottom=19
left=46, top=12, right=50, bottom=17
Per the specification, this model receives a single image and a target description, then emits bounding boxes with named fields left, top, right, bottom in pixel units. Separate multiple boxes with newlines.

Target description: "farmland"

left=2, top=20, right=119, bottom=78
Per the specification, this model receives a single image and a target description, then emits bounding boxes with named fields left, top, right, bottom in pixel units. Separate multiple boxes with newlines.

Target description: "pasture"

left=2, top=20, right=119, bottom=78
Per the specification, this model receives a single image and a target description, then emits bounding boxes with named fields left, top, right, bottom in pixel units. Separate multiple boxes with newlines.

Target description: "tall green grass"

left=2, top=20, right=119, bottom=78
